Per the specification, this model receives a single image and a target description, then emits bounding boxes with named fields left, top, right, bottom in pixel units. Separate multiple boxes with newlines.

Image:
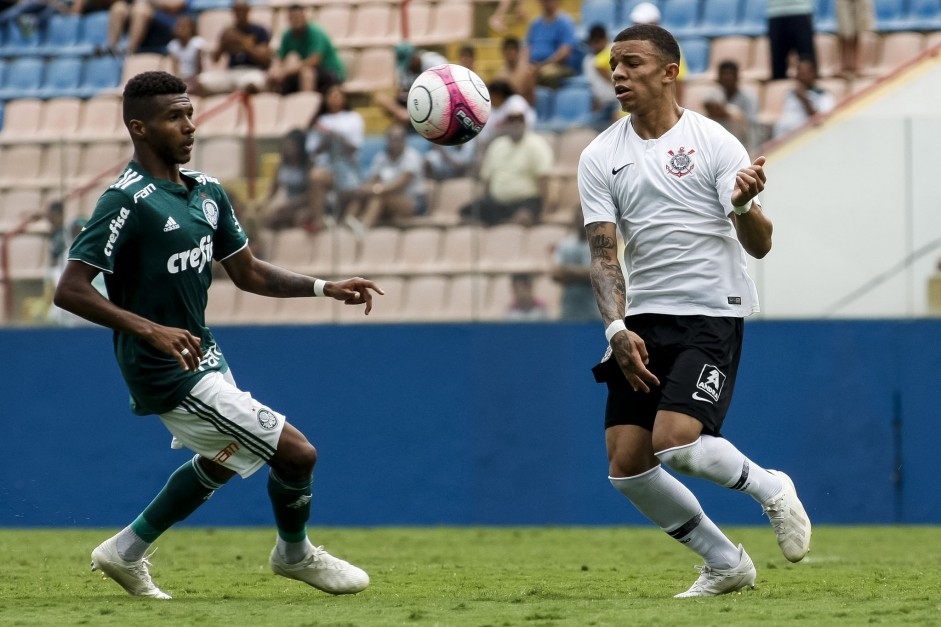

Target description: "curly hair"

left=613, top=24, right=681, bottom=66
left=122, top=71, right=188, bottom=127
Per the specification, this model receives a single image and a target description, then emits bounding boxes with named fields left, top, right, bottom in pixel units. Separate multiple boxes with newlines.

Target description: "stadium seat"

left=399, top=275, right=449, bottom=321
left=481, top=273, right=512, bottom=320
left=873, top=0, right=908, bottom=31
left=119, top=53, right=167, bottom=91
left=392, top=226, right=441, bottom=274
left=757, top=79, right=796, bottom=127
left=817, top=76, right=849, bottom=101
left=205, top=279, right=241, bottom=326
left=73, top=95, right=124, bottom=142
left=336, top=275, right=405, bottom=323
left=233, top=290, right=279, bottom=323
left=4, top=232, right=47, bottom=280
left=190, top=0, right=233, bottom=11
left=544, top=176, right=580, bottom=224
left=197, top=93, right=244, bottom=137
left=0, top=20, right=41, bottom=58
left=903, top=0, right=941, bottom=30
left=704, top=36, right=752, bottom=79
left=342, top=46, right=396, bottom=95
left=344, top=3, right=399, bottom=48
left=0, top=188, right=45, bottom=232
left=190, top=137, right=243, bottom=180
left=0, top=144, right=45, bottom=190
left=0, top=56, right=44, bottom=101
left=69, top=141, right=130, bottom=187
left=541, top=86, right=593, bottom=130
left=678, top=36, right=711, bottom=77
left=196, top=9, right=233, bottom=52
left=246, top=92, right=282, bottom=139
left=534, top=86, right=554, bottom=122
left=521, top=223, right=568, bottom=272
left=478, top=223, right=528, bottom=272
left=274, top=289, right=339, bottom=324
left=660, top=0, right=702, bottom=39
left=814, top=32, right=842, bottom=78
left=552, top=126, right=598, bottom=177
left=78, top=11, right=110, bottom=53
left=419, top=176, right=475, bottom=227
left=36, top=14, right=91, bottom=57
left=268, top=227, right=316, bottom=270
left=308, top=227, right=358, bottom=276
left=695, top=0, right=741, bottom=37
left=679, top=80, right=715, bottom=113
left=925, top=30, right=941, bottom=51
left=740, top=36, right=770, bottom=82
left=424, top=0, right=472, bottom=45
left=341, top=226, right=401, bottom=275
left=436, top=225, right=479, bottom=274
left=730, top=0, right=766, bottom=36
left=441, top=273, right=487, bottom=321
left=579, top=0, right=618, bottom=36
left=814, top=0, right=838, bottom=33
left=36, top=57, right=85, bottom=99
left=276, top=91, right=321, bottom=135
left=315, top=4, right=352, bottom=45
left=403, top=0, right=434, bottom=46
left=75, top=56, right=123, bottom=99
left=36, top=97, right=82, bottom=139
left=0, top=98, right=42, bottom=142
left=872, top=31, right=925, bottom=76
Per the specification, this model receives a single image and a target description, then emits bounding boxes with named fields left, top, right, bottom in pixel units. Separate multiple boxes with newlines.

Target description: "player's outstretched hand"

left=325, top=278, right=385, bottom=315
left=611, top=330, right=660, bottom=393
left=731, top=155, right=767, bottom=209
left=146, top=325, right=204, bottom=371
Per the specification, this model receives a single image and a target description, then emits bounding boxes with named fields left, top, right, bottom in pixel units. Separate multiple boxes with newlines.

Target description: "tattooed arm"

left=587, top=222, right=659, bottom=393
left=221, top=247, right=383, bottom=314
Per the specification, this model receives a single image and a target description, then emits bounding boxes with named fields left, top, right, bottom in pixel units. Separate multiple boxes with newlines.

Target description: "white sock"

left=610, top=466, right=741, bottom=568
left=656, top=435, right=783, bottom=504
left=115, top=526, right=150, bottom=562
left=277, top=536, right=313, bottom=564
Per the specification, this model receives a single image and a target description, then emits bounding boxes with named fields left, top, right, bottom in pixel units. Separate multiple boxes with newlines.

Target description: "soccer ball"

left=407, top=64, right=491, bottom=146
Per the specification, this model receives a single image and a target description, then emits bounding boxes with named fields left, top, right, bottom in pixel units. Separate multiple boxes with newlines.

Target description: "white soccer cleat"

left=763, top=469, right=812, bottom=562
left=90, top=536, right=171, bottom=599
left=269, top=545, right=370, bottom=595
left=674, top=544, right=757, bottom=598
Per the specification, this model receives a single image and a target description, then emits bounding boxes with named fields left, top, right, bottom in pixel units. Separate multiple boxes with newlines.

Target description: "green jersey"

left=277, top=23, right=345, bottom=81
left=68, top=162, right=248, bottom=416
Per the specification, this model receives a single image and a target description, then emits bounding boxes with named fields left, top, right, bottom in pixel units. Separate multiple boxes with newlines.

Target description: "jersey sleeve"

left=213, top=187, right=249, bottom=261
left=67, top=189, right=137, bottom=274
left=712, top=129, right=754, bottom=216
left=578, top=145, right=618, bottom=226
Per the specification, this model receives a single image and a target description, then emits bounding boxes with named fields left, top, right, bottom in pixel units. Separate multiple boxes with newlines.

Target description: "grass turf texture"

left=1, top=527, right=939, bottom=626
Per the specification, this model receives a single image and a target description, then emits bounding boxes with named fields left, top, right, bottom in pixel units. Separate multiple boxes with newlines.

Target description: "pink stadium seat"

left=74, top=96, right=124, bottom=142
left=403, top=0, right=434, bottom=46
left=741, top=36, right=770, bottom=82
left=336, top=275, right=406, bottom=323
left=0, top=145, right=45, bottom=189
left=872, top=32, right=925, bottom=77
left=521, top=223, right=568, bottom=273
left=424, top=1, right=472, bottom=46
left=37, top=98, right=82, bottom=139
left=308, top=227, right=359, bottom=276
left=204, top=278, right=241, bottom=326
left=0, top=99, right=43, bottom=144
left=399, top=275, right=449, bottom=321
left=247, top=92, right=283, bottom=139
left=417, top=176, right=476, bottom=226
left=342, top=46, right=396, bottom=95
left=190, top=137, right=244, bottom=180
left=436, top=225, right=479, bottom=274
left=5, top=233, right=47, bottom=280
left=757, top=79, right=796, bottom=127
left=552, top=127, right=598, bottom=177
left=441, top=273, right=487, bottom=321
left=233, top=290, right=280, bottom=323
left=69, top=141, right=130, bottom=187
left=277, top=91, right=322, bottom=135
left=392, top=226, right=441, bottom=274
left=274, top=291, right=338, bottom=324
left=814, top=33, right=841, bottom=78
left=345, top=3, right=399, bottom=48
left=197, top=9, right=233, bottom=52
left=0, top=188, right=45, bottom=232
left=341, top=226, right=401, bottom=275
left=268, top=227, right=317, bottom=271
left=705, top=36, right=753, bottom=80
left=477, top=223, right=527, bottom=272
left=315, top=4, right=353, bottom=46
left=196, top=94, right=245, bottom=137
left=119, top=53, right=168, bottom=91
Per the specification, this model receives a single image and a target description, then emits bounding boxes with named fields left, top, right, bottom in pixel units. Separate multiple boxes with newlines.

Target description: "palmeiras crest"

left=202, top=198, right=219, bottom=229
left=666, top=147, right=696, bottom=177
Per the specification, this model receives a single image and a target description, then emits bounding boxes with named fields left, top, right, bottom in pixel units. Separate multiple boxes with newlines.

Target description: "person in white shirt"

left=578, top=23, right=811, bottom=598
left=166, top=15, right=204, bottom=94
left=773, top=58, right=836, bottom=139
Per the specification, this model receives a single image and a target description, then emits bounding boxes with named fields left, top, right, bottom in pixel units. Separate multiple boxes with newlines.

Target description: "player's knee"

left=273, top=441, right=317, bottom=480
left=654, top=440, right=700, bottom=475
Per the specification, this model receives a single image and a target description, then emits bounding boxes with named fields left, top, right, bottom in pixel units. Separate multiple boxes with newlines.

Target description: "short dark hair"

left=502, top=37, right=520, bottom=50
left=487, top=79, right=515, bottom=98
left=613, top=24, right=681, bottom=66
left=718, top=60, right=739, bottom=74
left=123, top=71, right=187, bottom=126
left=587, top=24, right=607, bottom=42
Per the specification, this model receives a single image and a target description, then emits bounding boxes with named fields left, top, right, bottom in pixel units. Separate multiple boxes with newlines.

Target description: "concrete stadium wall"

left=1, top=320, right=939, bottom=528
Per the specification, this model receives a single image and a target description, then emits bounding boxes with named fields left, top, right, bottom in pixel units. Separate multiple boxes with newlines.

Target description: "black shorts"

left=591, top=313, right=744, bottom=436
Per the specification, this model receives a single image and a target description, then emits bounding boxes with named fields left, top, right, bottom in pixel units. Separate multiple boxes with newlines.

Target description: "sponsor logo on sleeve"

left=104, top=207, right=131, bottom=257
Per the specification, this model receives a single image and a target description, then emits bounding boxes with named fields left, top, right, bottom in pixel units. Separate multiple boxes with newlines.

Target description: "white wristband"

left=313, top=279, right=327, bottom=297
left=605, top=319, right=627, bottom=343
left=733, top=201, right=752, bottom=215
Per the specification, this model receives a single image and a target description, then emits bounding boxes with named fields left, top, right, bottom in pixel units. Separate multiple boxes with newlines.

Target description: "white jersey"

left=578, top=109, right=760, bottom=318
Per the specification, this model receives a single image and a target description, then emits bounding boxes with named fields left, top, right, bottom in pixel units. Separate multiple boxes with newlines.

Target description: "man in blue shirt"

left=525, top=0, right=577, bottom=87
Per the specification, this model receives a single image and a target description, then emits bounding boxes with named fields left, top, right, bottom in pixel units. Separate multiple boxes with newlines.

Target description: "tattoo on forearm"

left=586, top=224, right=626, bottom=322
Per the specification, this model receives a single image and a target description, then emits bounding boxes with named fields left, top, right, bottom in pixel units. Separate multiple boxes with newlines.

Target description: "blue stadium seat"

left=75, top=55, right=122, bottom=99
left=873, top=0, right=908, bottom=31
left=0, top=56, right=44, bottom=100
left=814, top=0, right=837, bottom=32
left=695, top=0, right=741, bottom=37
left=541, top=86, right=593, bottom=130
left=406, top=132, right=432, bottom=155
left=35, top=14, right=87, bottom=56
left=190, top=0, right=233, bottom=9
left=678, top=36, right=710, bottom=76
left=660, top=0, right=702, bottom=38
left=78, top=11, right=110, bottom=53
left=903, top=0, right=941, bottom=30
left=534, top=86, right=554, bottom=121
left=37, top=56, right=85, bottom=99
left=730, top=0, right=766, bottom=36
left=0, top=20, right=42, bottom=58
left=579, top=0, right=619, bottom=36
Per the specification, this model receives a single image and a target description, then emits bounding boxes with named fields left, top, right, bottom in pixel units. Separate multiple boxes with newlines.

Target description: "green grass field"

left=2, top=526, right=939, bottom=626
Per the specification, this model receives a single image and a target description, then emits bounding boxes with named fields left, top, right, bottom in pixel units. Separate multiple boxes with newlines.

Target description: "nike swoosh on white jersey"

left=691, top=392, right=716, bottom=403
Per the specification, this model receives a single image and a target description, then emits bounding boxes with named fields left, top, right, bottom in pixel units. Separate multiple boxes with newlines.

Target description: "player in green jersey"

left=55, top=71, right=382, bottom=599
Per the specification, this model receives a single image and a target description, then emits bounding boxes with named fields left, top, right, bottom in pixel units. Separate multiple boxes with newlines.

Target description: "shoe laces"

left=308, top=546, right=344, bottom=570
left=762, top=496, right=787, bottom=529
left=687, top=564, right=724, bottom=592
left=129, top=548, right=159, bottom=587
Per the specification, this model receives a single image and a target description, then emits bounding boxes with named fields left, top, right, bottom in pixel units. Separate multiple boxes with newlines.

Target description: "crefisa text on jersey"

left=166, top=234, right=214, bottom=274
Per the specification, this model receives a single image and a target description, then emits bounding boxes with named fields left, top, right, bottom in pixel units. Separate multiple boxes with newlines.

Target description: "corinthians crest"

left=666, top=147, right=695, bottom=177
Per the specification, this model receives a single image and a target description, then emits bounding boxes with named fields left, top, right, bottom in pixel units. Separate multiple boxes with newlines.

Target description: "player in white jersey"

left=577, top=24, right=812, bottom=597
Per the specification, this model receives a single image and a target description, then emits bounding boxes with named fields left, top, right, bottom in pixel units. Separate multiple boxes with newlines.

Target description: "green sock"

left=268, top=470, right=312, bottom=543
left=131, top=456, right=224, bottom=543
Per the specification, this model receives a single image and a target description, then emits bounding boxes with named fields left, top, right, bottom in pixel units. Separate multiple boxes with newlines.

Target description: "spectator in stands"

left=504, top=273, right=549, bottom=321
left=106, top=0, right=191, bottom=56
left=166, top=14, right=203, bottom=94
left=457, top=43, right=476, bottom=71
left=767, top=0, right=817, bottom=81
left=460, top=95, right=553, bottom=227
left=478, top=86, right=536, bottom=146
left=495, top=36, right=535, bottom=105
left=773, top=58, right=836, bottom=138
left=306, top=84, right=365, bottom=230
left=702, top=88, right=750, bottom=151
left=0, top=0, right=68, bottom=37
left=71, top=0, right=119, bottom=14
left=267, top=4, right=345, bottom=96
left=835, top=0, right=874, bottom=77
left=424, top=141, right=476, bottom=182
left=488, top=0, right=528, bottom=35
left=259, top=129, right=314, bottom=231
left=345, top=124, right=427, bottom=232
left=525, top=0, right=578, bottom=88
left=703, top=60, right=758, bottom=153
left=198, top=0, right=271, bottom=95
left=375, top=43, right=448, bottom=125
left=551, top=209, right=601, bottom=321
left=583, top=24, right=618, bottom=131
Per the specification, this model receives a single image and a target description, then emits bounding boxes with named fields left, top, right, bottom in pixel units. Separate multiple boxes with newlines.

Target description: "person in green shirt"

left=55, top=71, right=381, bottom=600
left=267, top=3, right=345, bottom=95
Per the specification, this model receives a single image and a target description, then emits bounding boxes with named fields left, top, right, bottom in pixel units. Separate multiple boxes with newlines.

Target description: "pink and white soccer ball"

left=407, top=64, right=491, bottom=146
